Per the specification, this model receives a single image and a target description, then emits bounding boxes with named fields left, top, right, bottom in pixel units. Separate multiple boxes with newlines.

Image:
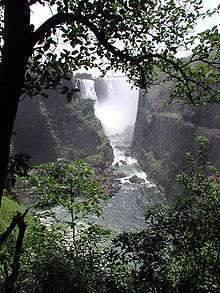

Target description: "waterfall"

left=42, top=76, right=163, bottom=232
left=79, top=77, right=139, bottom=137
left=79, top=79, right=97, bottom=101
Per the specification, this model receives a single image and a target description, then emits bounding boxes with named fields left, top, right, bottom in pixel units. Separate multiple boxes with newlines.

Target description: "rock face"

left=13, top=86, right=113, bottom=170
left=132, top=84, right=220, bottom=200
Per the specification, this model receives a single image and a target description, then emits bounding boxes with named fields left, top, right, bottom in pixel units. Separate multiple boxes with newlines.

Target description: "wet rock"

left=123, top=181, right=131, bottom=187
left=94, top=169, right=120, bottom=197
left=14, top=86, right=113, bottom=168
left=115, top=172, right=127, bottom=178
left=129, top=175, right=145, bottom=184
left=119, top=160, right=127, bottom=165
left=114, top=162, right=119, bottom=168
left=124, top=149, right=131, bottom=157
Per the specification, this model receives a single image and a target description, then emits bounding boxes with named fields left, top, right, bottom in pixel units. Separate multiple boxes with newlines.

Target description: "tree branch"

left=0, top=215, right=18, bottom=246
left=4, top=211, right=28, bottom=293
left=0, top=209, right=29, bottom=292
left=0, top=209, right=29, bottom=246
left=32, top=11, right=136, bottom=61
left=32, top=11, right=191, bottom=72
left=31, top=10, right=216, bottom=99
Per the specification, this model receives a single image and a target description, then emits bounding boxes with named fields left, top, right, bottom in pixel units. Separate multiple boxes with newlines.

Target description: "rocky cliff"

left=13, top=85, right=113, bottom=170
left=132, top=83, right=220, bottom=200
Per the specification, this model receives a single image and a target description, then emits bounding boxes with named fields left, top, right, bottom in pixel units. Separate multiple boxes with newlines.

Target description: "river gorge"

left=13, top=74, right=220, bottom=231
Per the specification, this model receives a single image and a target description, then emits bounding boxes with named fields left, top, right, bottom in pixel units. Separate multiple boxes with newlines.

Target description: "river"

left=79, top=77, right=163, bottom=231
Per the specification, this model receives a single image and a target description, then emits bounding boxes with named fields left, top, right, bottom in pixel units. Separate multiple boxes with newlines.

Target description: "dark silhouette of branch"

left=0, top=215, right=18, bottom=246
left=31, top=8, right=218, bottom=102
left=0, top=212, right=24, bottom=246
left=4, top=218, right=27, bottom=292
left=32, top=12, right=135, bottom=62
left=0, top=209, right=29, bottom=246
left=0, top=209, right=29, bottom=292
left=31, top=12, right=193, bottom=92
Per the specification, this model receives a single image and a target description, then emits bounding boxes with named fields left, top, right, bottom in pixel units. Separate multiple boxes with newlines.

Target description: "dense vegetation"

left=1, top=137, right=220, bottom=292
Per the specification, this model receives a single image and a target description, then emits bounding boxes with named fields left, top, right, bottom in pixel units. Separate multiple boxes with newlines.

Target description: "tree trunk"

left=0, top=0, right=31, bottom=205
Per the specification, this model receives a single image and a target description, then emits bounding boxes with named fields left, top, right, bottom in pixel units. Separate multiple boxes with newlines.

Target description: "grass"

left=0, top=196, right=36, bottom=235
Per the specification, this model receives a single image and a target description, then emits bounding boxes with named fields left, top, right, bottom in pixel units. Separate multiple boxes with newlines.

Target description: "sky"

left=197, top=0, right=220, bottom=31
left=31, top=0, right=220, bottom=30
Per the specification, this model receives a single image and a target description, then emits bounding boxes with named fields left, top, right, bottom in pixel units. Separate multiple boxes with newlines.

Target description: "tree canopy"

left=7, top=0, right=220, bottom=103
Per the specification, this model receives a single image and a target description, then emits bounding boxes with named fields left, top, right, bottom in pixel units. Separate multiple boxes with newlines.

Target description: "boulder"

left=129, top=175, right=145, bottom=184
left=115, top=172, right=127, bottom=178
left=119, top=160, right=127, bottom=165
left=114, top=162, right=119, bottom=168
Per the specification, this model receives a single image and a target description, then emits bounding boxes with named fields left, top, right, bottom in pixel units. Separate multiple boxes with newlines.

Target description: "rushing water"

left=79, top=77, right=163, bottom=231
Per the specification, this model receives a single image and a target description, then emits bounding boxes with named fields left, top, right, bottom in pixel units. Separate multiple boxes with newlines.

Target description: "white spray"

left=79, top=77, right=139, bottom=137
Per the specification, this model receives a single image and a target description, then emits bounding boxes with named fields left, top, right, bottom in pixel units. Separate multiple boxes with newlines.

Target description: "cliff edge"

left=132, top=84, right=220, bottom=199
left=13, top=87, right=113, bottom=170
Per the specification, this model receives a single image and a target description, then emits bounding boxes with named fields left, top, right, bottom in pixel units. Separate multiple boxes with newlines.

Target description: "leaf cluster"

left=8, top=0, right=218, bottom=105
left=20, top=159, right=109, bottom=222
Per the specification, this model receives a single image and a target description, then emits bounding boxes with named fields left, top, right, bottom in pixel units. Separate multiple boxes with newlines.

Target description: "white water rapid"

left=79, top=77, right=163, bottom=232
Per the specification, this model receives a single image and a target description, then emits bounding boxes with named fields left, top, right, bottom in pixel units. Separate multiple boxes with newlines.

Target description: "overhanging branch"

left=31, top=10, right=216, bottom=100
left=32, top=11, right=190, bottom=76
left=32, top=11, right=153, bottom=63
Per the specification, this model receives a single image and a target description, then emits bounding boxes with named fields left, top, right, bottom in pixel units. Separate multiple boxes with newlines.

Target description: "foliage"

left=17, top=221, right=131, bottom=293
left=8, top=153, right=30, bottom=178
left=74, top=98, right=96, bottom=119
left=1, top=0, right=217, bottom=104
left=0, top=159, right=113, bottom=291
left=1, top=137, right=220, bottom=291
left=5, top=153, right=30, bottom=194
left=112, top=136, right=220, bottom=292
left=20, top=159, right=109, bottom=238
left=0, top=197, right=30, bottom=233
left=165, top=23, right=220, bottom=105
left=159, top=111, right=180, bottom=119
left=0, top=197, right=128, bottom=292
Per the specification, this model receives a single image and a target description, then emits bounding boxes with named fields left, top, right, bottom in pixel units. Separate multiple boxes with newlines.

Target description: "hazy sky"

left=31, top=0, right=220, bottom=30
left=197, top=0, right=220, bottom=32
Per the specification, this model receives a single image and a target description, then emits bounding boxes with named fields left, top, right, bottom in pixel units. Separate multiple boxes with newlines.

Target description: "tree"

left=0, top=0, right=219, bottom=204
left=20, top=159, right=108, bottom=239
